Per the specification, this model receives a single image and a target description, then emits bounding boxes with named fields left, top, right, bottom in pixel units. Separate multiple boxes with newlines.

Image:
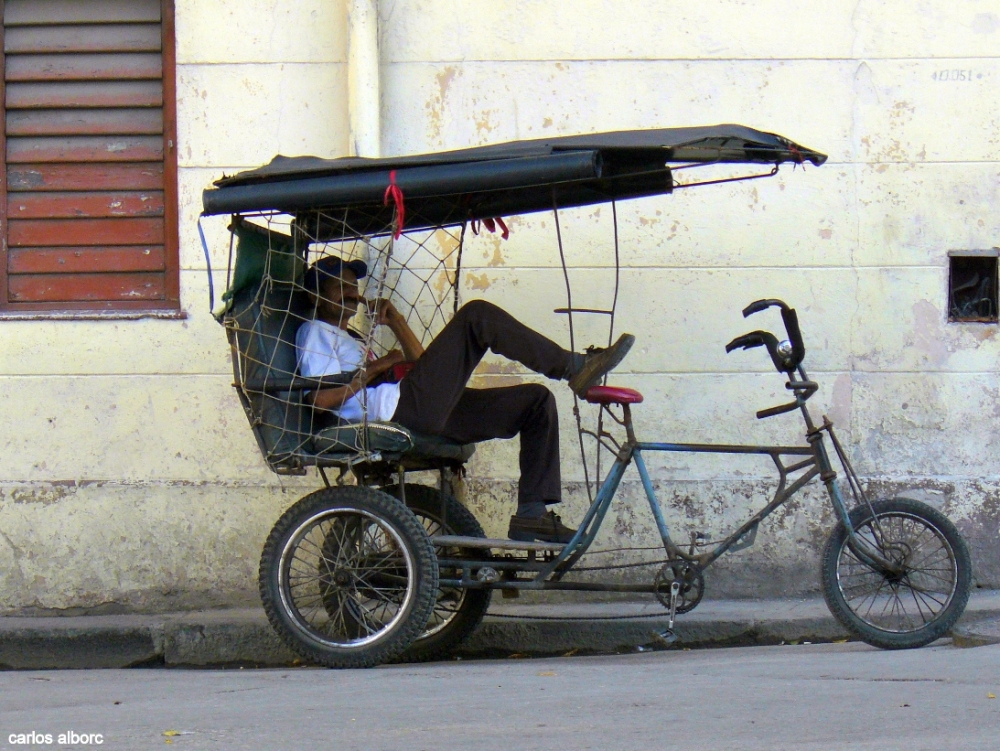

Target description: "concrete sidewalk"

left=1, top=590, right=999, bottom=669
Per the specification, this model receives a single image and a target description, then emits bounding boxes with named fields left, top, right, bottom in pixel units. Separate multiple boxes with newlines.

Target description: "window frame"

left=0, top=0, right=180, bottom=317
left=947, top=248, right=999, bottom=324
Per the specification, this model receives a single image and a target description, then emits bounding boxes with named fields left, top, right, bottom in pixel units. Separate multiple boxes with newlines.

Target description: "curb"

left=0, top=611, right=848, bottom=669
left=952, top=615, right=1000, bottom=648
left=460, top=614, right=849, bottom=656
left=0, top=591, right=997, bottom=669
left=0, top=612, right=296, bottom=670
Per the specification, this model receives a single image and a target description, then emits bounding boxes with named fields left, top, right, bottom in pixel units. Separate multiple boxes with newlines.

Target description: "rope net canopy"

left=218, top=209, right=479, bottom=475
left=203, top=126, right=825, bottom=475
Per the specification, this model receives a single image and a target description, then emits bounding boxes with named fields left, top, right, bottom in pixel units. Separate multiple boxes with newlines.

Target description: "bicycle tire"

left=821, top=497, right=971, bottom=649
left=259, top=486, right=439, bottom=668
left=386, top=484, right=493, bottom=662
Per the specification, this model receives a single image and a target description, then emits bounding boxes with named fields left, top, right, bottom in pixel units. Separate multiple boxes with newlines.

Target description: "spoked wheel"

left=259, top=486, right=438, bottom=668
left=821, top=498, right=972, bottom=650
left=387, top=484, right=493, bottom=662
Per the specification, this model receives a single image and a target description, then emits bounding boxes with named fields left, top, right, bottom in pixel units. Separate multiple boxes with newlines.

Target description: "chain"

left=569, top=558, right=670, bottom=573
left=481, top=551, right=678, bottom=620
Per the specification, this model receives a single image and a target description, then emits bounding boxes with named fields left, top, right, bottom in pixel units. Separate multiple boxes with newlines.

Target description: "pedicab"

left=199, top=125, right=972, bottom=668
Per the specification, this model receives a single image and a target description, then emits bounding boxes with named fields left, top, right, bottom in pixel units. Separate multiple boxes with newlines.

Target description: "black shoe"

left=567, top=333, right=636, bottom=398
left=508, top=511, right=577, bottom=544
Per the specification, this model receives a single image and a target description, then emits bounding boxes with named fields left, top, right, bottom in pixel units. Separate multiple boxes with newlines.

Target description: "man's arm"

left=308, top=350, right=405, bottom=410
left=373, top=300, right=425, bottom=360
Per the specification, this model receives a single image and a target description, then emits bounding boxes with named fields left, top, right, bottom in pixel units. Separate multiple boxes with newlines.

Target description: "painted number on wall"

left=932, top=70, right=981, bottom=81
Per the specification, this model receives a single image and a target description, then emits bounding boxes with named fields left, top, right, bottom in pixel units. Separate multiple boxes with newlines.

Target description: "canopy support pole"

left=348, top=0, right=381, bottom=157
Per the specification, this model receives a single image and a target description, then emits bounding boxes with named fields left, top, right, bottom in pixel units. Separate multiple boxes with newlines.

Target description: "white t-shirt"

left=295, top=319, right=401, bottom=422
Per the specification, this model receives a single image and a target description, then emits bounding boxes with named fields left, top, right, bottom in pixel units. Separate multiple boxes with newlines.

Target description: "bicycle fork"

left=808, top=417, right=902, bottom=577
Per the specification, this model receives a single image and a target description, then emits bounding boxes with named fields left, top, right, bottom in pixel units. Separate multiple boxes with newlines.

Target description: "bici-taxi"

left=199, top=125, right=972, bottom=668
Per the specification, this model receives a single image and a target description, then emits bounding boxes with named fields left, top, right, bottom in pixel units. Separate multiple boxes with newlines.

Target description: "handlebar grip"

left=726, top=330, right=783, bottom=374
left=742, top=298, right=788, bottom=318
left=756, top=401, right=800, bottom=419
left=725, top=332, right=767, bottom=353
left=780, top=307, right=806, bottom=364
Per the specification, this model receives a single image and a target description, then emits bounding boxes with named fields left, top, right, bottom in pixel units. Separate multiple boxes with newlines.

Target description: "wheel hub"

left=882, top=542, right=913, bottom=583
left=333, top=570, right=352, bottom=587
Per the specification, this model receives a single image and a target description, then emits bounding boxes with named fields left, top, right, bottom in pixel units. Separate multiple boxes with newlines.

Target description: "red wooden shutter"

left=1, top=0, right=178, bottom=312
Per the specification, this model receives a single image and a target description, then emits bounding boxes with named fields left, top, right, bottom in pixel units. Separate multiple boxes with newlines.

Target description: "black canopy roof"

left=202, top=124, right=826, bottom=238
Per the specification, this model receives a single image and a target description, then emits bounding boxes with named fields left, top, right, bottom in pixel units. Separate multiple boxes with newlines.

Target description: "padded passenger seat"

left=312, top=421, right=476, bottom=463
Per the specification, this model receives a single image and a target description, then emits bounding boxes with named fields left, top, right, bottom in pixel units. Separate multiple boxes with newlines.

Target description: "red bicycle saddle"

left=583, top=385, right=644, bottom=405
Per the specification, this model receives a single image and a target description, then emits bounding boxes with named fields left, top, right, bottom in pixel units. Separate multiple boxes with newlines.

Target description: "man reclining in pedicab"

left=296, top=255, right=635, bottom=544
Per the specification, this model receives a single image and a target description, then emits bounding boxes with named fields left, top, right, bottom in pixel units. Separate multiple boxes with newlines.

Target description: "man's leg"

left=430, top=384, right=576, bottom=542
left=434, top=385, right=562, bottom=508
left=388, top=299, right=629, bottom=543
left=392, top=300, right=573, bottom=436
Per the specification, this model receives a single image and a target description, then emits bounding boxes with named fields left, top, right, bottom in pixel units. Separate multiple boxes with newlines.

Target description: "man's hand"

left=368, top=299, right=425, bottom=361
left=370, top=298, right=402, bottom=326
left=372, top=349, right=405, bottom=369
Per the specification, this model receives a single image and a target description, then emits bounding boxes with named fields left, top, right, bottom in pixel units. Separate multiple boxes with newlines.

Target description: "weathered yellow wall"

left=0, top=1, right=997, bottom=612
left=0, top=0, right=350, bottom=613
left=381, top=0, right=1000, bottom=595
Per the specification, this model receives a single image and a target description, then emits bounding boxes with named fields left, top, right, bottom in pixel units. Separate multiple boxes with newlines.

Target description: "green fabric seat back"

left=223, top=220, right=304, bottom=304
left=225, top=222, right=313, bottom=468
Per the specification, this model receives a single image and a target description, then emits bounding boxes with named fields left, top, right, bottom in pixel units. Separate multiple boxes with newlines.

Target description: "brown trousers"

left=392, top=300, right=571, bottom=507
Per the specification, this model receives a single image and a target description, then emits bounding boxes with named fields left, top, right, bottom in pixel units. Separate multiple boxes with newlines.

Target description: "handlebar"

left=724, top=298, right=813, bottom=419
left=755, top=402, right=799, bottom=419
left=725, top=298, right=806, bottom=374
left=740, top=299, right=805, bottom=370
left=724, top=329, right=789, bottom=373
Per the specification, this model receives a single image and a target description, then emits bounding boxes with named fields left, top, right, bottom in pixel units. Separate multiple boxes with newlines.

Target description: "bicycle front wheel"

left=821, top=498, right=971, bottom=649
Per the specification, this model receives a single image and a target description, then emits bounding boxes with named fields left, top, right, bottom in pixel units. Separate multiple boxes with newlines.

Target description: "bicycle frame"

left=437, top=366, right=899, bottom=592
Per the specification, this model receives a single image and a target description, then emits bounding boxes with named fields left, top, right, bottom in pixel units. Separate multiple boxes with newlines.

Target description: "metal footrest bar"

left=432, top=535, right=567, bottom=552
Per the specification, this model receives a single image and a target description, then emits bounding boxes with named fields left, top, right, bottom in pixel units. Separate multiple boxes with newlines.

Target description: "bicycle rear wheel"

left=259, top=486, right=439, bottom=668
left=387, top=484, right=493, bottom=662
left=821, top=497, right=971, bottom=649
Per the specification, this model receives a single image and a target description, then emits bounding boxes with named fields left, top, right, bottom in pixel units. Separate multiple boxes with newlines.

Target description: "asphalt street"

left=1, top=641, right=998, bottom=751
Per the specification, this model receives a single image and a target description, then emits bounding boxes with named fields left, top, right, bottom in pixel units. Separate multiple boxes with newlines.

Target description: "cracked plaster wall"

left=0, top=0, right=351, bottom=614
left=1, top=0, right=999, bottom=612
left=382, top=0, right=1000, bottom=597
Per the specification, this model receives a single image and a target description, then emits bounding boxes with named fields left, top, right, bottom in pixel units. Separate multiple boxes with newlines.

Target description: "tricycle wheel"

left=821, top=498, right=971, bottom=650
left=387, top=484, right=493, bottom=662
left=259, top=485, right=438, bottom=668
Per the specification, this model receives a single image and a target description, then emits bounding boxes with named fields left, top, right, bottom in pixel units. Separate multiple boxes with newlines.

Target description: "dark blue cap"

left=303, top=256, right=368, bottom=295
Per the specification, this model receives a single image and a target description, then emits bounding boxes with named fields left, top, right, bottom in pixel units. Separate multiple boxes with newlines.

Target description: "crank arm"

left=668, top=580, right=680, bottom=629
left=652, top=581, right=683, bottom=647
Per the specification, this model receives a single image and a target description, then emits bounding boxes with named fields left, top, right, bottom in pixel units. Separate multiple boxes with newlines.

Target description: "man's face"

left=316, top=269, right=361, bottom=326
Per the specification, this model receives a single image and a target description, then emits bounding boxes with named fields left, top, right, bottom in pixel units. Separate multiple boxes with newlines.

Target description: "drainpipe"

left=347, top=0, right=380, bottom=157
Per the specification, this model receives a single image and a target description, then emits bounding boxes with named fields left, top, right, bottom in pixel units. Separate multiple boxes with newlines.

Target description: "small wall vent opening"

left=948, top=250, right=999, bottom=323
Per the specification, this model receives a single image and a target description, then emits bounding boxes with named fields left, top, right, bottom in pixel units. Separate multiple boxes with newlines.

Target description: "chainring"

left=654, top=559, right=705, bottom=614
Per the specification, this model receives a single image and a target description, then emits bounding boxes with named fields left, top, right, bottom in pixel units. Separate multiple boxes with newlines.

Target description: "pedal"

left=653, top=628, right=678, bottom=646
